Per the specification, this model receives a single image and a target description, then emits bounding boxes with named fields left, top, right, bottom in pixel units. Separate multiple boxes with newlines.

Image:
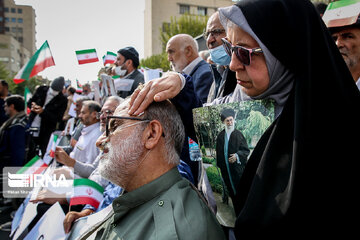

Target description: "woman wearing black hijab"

left=128, top=0, right=359, bottom=237
left=217, top=0, right=360, bottom=238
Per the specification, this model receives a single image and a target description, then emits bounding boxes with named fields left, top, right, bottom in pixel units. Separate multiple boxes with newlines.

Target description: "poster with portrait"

left=192, top=100, right=275, bottom=227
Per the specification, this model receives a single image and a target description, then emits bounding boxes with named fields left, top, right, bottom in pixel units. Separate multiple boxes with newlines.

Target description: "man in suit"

left=166, top=33, right=213, bottom=103
left=27, top=76, right=67, bottom=158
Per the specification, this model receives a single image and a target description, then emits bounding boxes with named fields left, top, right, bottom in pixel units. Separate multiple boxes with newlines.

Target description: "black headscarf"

left=219, top=0, right=360, bottom=237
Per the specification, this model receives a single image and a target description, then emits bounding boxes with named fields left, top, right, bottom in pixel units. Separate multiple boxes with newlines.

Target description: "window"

left=11, top=27, right=16, bottom=33
left=18, top=37, right=23, bottom=43
left=17, top=8, right=22, bottom=14
left=5, top=27, right=9, bottom=32
left=0, top=17, right=3, bottom=22
left=17, top=27, right=23, bottom=33
left=5, top=17, right=9, bottom=22
left=11, top=8, right=16, bottom=13
left=17, top=18, right=23, bottom=23
left=198, top=7, right=207, bottom=16
left=4, top=7, right=9, bottom=13
left=179, top=4, right=190, bottom=14
left=11, top=18, right=16, bottom=23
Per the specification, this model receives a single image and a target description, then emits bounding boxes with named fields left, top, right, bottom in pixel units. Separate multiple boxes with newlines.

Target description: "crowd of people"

left=0, top=0, right=359, bottom=239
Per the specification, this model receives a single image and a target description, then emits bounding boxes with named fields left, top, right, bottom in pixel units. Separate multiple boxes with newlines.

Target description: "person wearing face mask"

left=205, top=11, right=238, bottom=103
left=113, top=46, right=144, bottom=99
left=27, top=76, right=68, bottom=159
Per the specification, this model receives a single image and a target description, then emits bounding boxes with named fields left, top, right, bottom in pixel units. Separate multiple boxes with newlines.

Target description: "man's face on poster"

left=224, top=116, right=234, bottom=129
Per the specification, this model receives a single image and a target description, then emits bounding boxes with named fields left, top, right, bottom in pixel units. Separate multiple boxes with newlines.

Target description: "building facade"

left=144, top=0, right=234, bottom=58
left=0, top=0, right=35, bottom=75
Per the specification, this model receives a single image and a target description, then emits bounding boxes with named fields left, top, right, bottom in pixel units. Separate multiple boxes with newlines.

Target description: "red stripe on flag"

left=13, top=78, right=25, bottom=84
left=70, top=196, right=100, bottom=208
left=32, top=164, right=49, bottom=175
left=29, top=57, right=55, bottom=78
left=78, top=58, right=99, bottom=64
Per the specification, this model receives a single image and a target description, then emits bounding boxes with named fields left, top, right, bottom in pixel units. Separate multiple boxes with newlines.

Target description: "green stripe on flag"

left=107, top=51, right=117, bottom=56
left=21, top=41, right=50, bottom=80
left=73, top=178, right=104, bottom=193
left=327, top=0, right=360, bottom=10
left=76, top=49, right=96, bottom=55
left=17, top=155, right=40, bottom=174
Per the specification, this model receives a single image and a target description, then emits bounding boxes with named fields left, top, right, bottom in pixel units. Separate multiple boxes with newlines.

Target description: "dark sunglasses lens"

left=222, top=40, right=232, bottom=57
left=237, top=47, right=251, bottom=66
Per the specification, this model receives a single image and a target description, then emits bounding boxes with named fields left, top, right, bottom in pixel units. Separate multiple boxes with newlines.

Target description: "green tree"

left=140, top=52, right=170, bottom=72
left=141, top=13, right=208, bottom=71
left=160, top=13, right=208, bottom=51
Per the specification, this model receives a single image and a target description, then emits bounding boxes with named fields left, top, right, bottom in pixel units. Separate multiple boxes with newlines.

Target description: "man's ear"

left=184, top=46, right=192, bottom=57
left=143, top=120, right=163, bottom=150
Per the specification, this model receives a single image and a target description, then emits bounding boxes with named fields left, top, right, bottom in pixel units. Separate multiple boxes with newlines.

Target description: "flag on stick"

left=76, top=79, right=83, bottom=93
left=24, top=87, right=32, bottom=115
left=16, top=156, right=48, bottom=175
left=103, top=51, right=117, bottom=66
left=70, top=178, right=104, bottom=209
left=49, top=135, right=60, bottom=158
left=75, top=49, right=99, bottom=64
left=322, top=0, right=360, bottom=28
left=13, top=41, right=55, bottom=84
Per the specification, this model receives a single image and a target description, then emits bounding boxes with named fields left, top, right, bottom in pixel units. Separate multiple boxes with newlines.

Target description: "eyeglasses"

left=96, top=110, right=114, bottom=119
left=106, top=116, right=150, bottom=137
left=221, top=38, right=263, bottom=66
left=203, top=29, right=225, bottom=39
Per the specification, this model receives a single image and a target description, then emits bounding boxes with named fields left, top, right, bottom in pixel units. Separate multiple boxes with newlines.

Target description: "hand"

left=31, top=103, right=44, bottom=114
left=29, top=189, right=67, bottom=205
left=229, top=154, right=237, bottom=163
left=70, top=138, right=77, bottom=148
left=53, top=167, right=73, bottom=179
left=63, top=209, right=94, bottom=233
left=128, top=72, right=182, bottom=116
left=55, top=147, right=75, bottom=167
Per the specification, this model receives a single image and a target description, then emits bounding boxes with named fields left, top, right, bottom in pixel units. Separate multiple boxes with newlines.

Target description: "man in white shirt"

left=55, top=100, right=102, bottom=178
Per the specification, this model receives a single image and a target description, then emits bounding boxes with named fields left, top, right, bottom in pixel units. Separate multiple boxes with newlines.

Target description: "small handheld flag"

left=75, top=49, right=99, bottom=64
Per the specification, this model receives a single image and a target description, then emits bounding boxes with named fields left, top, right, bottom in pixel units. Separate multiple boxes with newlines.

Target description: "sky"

left=15, top=0, right=145, bottom=85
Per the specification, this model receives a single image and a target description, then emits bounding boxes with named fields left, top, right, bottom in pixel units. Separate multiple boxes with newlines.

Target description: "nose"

left=229, top=51, right=245, bottom=72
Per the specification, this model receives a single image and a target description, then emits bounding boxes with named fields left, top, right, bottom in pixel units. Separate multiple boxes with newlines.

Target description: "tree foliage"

left=0, top=62, right=41, bottom=95
left=160, top=13, right=208, bottom=51
left=140, top=52, right=170, bottom=72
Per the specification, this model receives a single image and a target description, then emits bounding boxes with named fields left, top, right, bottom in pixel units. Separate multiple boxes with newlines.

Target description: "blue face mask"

left=209, top=45, right=231, bottom=66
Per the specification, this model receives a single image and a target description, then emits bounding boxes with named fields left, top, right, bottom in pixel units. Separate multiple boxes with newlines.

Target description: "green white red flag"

left=75, top=49, right=99, bottom=64
left=13, top=40, right=55, bottom=84
left=16, top=156, right=48, bottom=175
left=70, top=178, right=104, bottom=209
left=103, top=51, right=117, bottom=66
left=322, top=0, right=360, bottom=28
left=49, top=135, right=60, bottom=158
left=24, top=87, right=32, bottom=115
left=76, top=79, right=83, bottom=93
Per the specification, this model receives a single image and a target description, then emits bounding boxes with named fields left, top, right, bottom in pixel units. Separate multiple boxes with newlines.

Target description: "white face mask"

left=114, top=61, right=127, bottom=77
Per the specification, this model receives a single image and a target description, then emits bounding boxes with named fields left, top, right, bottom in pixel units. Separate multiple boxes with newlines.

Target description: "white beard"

left=225, top=124, right=234, bottom=138
left=98, top=128, right=144, bottom=188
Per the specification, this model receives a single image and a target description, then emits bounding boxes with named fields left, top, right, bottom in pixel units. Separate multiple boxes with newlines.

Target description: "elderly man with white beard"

left=81, top=98, right=226, bottom=240
left=215, top=108, right=249, bottom=215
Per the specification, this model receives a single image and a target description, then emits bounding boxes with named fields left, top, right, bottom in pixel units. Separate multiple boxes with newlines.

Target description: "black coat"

left=224, top=0, right=360, bottom=238
left=216, top=129, right=249, bottom=199
left=28, top=86, right=67, bottom=154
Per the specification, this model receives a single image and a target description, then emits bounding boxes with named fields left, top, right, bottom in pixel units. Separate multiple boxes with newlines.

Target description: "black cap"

left=118, top=47, right=139, bottom=68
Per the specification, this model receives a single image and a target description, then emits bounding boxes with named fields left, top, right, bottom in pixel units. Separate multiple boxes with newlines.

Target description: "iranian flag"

left=24, top=87, right=32, bottom=115
left=70, top=178, right=104, bottom=209
left=76, top=79, right=83, bottom=93
left=75, top=48, right=99, bottom=64
left=13, top=40, right=55, bottom=84
left=49, top=135, right=60, bottom=158
left=16, top=156, right=48, bottom=175
left=103, top=51, right=117, bottom=66
left=322, top=0, right=360, bottom=28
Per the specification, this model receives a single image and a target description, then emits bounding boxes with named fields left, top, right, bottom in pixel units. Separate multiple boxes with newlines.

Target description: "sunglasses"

left=221, top=38, right=263, bottom=66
